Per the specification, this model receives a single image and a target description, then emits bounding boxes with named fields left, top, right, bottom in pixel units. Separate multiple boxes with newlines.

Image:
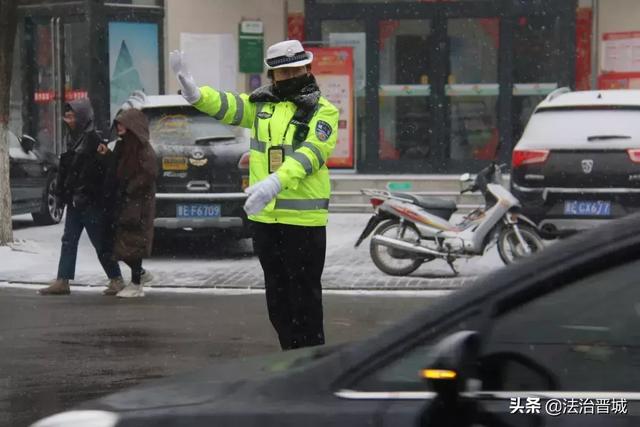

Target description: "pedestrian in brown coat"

left=98, top=108, right=158, bottom=298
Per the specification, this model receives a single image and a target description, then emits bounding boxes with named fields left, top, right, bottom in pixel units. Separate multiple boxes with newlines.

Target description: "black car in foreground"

left=33, top=214, right=640, bottom=426
left=132, top=95, right=250, bottom=240
left=9, top=130, right=63, bottom=225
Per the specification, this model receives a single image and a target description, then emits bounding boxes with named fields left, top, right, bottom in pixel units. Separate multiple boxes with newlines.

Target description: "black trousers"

left=124, top=259, right=143, bottom=284
left=251, top=221, right=326, bottom=351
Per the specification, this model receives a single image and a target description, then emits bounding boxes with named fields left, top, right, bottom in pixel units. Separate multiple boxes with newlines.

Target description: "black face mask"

left=274, top=74, right=313, bottom=100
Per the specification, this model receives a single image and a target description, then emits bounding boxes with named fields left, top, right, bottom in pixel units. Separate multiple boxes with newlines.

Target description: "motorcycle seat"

left=391, top=192, right=457, bottom=216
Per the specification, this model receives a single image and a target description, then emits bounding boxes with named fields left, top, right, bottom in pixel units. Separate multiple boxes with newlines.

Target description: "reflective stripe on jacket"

left=194, top=86, right=338, bottom=226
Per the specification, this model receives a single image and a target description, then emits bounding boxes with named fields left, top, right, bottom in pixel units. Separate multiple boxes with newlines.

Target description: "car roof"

left=141, top=95, right=192, bottom=109
left=536, top=89, right=640, bottom=111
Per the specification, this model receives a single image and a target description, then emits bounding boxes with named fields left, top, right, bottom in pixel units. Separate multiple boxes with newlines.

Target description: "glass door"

left=373, top=14, right=500, bottom=172
left=445, top=17, right=500, bottom=164
left=30, top=17, right=90, bottom=156
left=512, top=15, right=563, bottom=144
left=308, top=0, right=576, bottom=174
left=32, top=18, right=62, bottom=155
left=377, top=19, right=433, bottom=163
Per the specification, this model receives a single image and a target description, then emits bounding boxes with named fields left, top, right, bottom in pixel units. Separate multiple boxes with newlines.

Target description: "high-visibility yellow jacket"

left=193, top=86, right=338, bottom=227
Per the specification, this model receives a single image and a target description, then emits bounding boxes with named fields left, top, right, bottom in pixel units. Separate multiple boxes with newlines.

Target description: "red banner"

left=34, top=91, right=55, bottom=103
left=598, top=72, right=640, bottom=89
left=575, top=8, right=592, bottom=90
left=603, top=31, right=640, bottom=41
left=287, top=13, right=305, bottom=42
left=307, top=47, right=355, bottom=169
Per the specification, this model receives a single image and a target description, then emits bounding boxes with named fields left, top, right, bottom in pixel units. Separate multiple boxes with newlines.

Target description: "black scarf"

left=249, top=74, right=321, bottom=114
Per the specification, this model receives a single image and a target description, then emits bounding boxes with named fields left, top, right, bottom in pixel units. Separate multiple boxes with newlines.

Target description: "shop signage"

left=34, top=91, right=55, bottom=103
left=239, top=20, right=264, bottom=74
left=307, top=47, right=355, bottom=169
left=66, top=90, right=89, bottom=101
left=34, top=90, right=88, bottom=104
left=598, top=72, right=640, bottom=90
left=602, top=31, right=640, bottom=73
left=387, top=182, right=412, bottom=191
left=599, top=31, right=640, bottom=89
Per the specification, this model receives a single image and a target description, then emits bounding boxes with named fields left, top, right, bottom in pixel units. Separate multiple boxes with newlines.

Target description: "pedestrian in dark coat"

left=99, top=108, right=157, bottom=298
left=39, top=99, right=123, bottom=296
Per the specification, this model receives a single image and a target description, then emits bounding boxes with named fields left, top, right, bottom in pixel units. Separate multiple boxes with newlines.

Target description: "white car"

left=511, top=88, right=640, bottom=237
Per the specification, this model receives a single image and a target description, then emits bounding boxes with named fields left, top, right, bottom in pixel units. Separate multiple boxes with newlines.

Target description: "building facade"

left=8, top=0, right=640, bottom=174
left=303, top=0, right=583, bottom=174
left=164, top=0, right=287, bottom=96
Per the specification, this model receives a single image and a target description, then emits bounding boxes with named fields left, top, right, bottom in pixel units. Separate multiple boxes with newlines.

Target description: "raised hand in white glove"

left=243, top=174, right=282, bottom=216
left=169, top=50, right=201, bottom=104
left=121, top=90, right=147, bottom=111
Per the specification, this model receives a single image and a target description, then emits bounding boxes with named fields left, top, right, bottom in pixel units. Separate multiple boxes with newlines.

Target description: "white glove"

left=121, top=90, right=147, bottom=110
left=169, top=50, right=201, bottom=104
left=243, top=174, right=282, bottom=216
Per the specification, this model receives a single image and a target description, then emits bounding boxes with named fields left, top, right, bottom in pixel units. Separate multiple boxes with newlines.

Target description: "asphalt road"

left=0, top=287, right=438, bottom=427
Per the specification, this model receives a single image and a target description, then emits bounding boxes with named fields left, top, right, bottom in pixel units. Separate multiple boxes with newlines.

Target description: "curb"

left=2, top=277, right=475, bottom=292
left=1, top=281, right=455, bottom=297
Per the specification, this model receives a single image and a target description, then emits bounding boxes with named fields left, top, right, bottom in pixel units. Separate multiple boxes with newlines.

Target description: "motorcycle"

left=354, top=163, right=545, bottom=276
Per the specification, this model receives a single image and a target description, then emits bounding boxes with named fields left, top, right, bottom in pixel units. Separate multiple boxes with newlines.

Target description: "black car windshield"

left=145, top=107, right=236, bottom=146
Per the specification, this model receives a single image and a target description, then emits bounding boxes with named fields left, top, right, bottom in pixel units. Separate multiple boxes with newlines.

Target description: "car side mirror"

left=418, top=331, right=480, bottom=427
left=20, top=135, right=37, bottom=153
left=459, top=173, right=471, bottom=182
left=419, top=330, right=479, bottom=403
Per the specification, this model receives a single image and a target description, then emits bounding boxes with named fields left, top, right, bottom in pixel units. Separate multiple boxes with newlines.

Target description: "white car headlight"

left=31, top=410, right=119, bottom=427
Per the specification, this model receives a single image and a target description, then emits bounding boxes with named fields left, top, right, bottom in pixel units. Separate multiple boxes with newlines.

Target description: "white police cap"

left=264, top=40, right=313, bottom=70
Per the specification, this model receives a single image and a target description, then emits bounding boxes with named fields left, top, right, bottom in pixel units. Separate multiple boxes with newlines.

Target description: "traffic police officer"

left=170, top=40, right=338, bottom=350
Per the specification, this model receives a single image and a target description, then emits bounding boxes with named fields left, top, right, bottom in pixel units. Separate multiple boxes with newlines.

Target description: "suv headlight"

left=31, top=410, right=119, bottom=427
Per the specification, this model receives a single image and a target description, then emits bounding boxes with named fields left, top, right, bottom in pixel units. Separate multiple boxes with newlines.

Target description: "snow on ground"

left=1, top=213, right=505, bottom=288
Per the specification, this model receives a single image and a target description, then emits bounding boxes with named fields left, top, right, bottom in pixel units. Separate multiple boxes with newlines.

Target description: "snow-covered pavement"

left=0, top=213, right=504, bottom=290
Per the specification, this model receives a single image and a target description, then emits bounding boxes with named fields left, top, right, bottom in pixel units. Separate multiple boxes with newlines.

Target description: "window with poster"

left=108, top=21, right=160, bottom=120
left=19, top=1, right=164, bottom=155
left=598, top=32, right=640, bottom=91
left=307, top=46, right=356, bottom=169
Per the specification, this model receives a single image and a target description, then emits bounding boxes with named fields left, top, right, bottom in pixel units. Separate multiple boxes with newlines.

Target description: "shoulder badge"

left=315, top=120, right=333, bottom=142
left=257, top=112, right=272, bottom=119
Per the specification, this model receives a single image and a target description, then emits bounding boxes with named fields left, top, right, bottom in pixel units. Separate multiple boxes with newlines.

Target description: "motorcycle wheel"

left=369, top=220, right=425, bottom=276
left=497, top=224, right=545, bottom=265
